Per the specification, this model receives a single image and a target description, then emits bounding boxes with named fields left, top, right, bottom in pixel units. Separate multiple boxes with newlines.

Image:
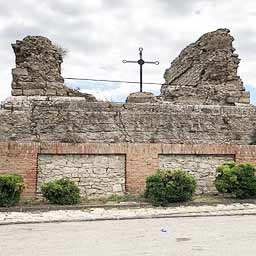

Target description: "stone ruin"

left=10, top=29, right=250, bottom=105
left=1, top=28, right=256, bottom=199
left=0, top=28, right=256, bottom=145
left=161, top=28, right=250, bottom=105
left=11, top=36, right=96, bottom=101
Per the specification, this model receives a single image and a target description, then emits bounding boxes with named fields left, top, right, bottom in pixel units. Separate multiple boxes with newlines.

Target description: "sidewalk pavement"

left=1, top=203, right=256, bottom=225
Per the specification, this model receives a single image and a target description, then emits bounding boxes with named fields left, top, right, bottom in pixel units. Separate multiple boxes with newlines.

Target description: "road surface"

left=0, top=215, right=256, bottom=256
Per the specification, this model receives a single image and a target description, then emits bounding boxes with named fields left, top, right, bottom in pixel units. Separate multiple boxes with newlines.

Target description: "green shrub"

left=145, top=169, right=196, bottom=206
left=41, top=178, right=80, bottom=205
left=0, top=173, right=25, bottom=207
left=215, top=162, right=256, bottom=198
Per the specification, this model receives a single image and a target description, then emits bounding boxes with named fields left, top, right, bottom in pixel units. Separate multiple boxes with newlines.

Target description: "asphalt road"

left=0, top=215, right=256, bottom=256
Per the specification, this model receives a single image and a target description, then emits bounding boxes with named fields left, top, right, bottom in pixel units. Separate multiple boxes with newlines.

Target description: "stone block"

left=126, top=92, right=158, bottom=103
left=12, top=68, right=28, bottom=76
left=56, top=89, right=68, bottom=96
left=11, top=89, right=23, bottom=96
left=239, top=97, right=250, bottom=104
left=45, top=89, right=57, bottom=96
left=112, top=184, right=123, bottom=193
left=47, top=82, right=66, bottom=89
left=15, top=82, right=47, bottom=89
left=11, top=82, right=21, bottom=89
left=23, top=89, right=45, bottom=96
left=226, top=96, right=238, bottom=104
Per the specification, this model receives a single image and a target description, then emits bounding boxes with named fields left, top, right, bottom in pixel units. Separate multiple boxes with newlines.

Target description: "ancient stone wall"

left=1, top=30, right=254, bottom=145
left=0, top=96, right=255, bottom=144
left=159, top=154, right=234, bottom=194
left=161, top=29, right=250, bottom=105
left=37, top=154, right=125, bottom=198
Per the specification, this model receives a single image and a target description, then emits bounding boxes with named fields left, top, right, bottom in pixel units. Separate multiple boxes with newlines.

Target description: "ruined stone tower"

left=161, top=28, right=250, bottom=105
left=11, top=36, right=96, bottom=101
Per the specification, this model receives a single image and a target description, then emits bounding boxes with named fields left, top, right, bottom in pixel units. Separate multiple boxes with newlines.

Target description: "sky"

left=0, top=0, right=256, bottom=103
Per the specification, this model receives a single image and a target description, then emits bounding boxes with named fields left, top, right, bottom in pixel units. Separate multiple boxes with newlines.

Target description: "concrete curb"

left=2, top=200, right=256, bottom=213
left=1, top=208, right=256, bottom=226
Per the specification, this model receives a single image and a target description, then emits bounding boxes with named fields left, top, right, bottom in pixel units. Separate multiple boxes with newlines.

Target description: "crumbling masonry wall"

left=1, top=29, right=255, bottom=144
left=11, top=36, right=96, bottom=101
left=161, top=29, right=250, bottom=105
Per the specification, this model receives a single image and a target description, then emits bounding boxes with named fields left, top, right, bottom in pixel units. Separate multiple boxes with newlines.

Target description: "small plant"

left=145, top=169, right=196, bottom=206
left=41, top=178, right=80, bottom=205
left=0, top=173, right=25, bottom=207
left=55, top=44, right=68, bottom=59
left=215, top=161, right=256, bottom=198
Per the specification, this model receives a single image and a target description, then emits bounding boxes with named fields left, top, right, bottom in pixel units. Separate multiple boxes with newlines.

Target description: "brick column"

left=126, top=144, right=160, bottom=194
left=0, top=142, right=39, bottom=198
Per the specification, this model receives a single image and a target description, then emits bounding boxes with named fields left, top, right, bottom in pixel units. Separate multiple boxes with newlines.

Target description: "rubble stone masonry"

left=161, top=29, right=250, bottom=105
left=0, top=96, right=256, bottom=144
left=1, top=29, right=256, bottom=145
left=37, top=154, right=125, bottom=198
left=159, top=154, right=234, bottom=194
left=11, top=36, right=96, bottom=101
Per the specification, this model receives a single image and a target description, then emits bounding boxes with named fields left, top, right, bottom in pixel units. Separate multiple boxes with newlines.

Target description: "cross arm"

left=144, top=61, right=159, bottom=65
left=122, top=60, right=138, bottom=63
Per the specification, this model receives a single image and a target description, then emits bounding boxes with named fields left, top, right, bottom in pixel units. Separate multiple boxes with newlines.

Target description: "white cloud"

left=0, top=0, right=256, bottom=103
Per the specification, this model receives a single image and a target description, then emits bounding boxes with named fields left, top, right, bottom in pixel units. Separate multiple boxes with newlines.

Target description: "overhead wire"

left=64, top=77, right=197, bottom=86
left=64, top=77, right=162, bottom=85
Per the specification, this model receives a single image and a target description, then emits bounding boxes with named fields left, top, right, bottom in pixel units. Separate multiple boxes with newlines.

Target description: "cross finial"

left=122, top=47, right=159, bottom=92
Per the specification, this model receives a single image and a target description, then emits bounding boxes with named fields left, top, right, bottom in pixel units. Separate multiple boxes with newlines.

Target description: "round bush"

left=215, top=162, right=256, bottom=198
left=145, top=169, right=196, bottom=206
left=41, top=178, right=80, bottom=205
left=0, top=173, right=25, bottom=207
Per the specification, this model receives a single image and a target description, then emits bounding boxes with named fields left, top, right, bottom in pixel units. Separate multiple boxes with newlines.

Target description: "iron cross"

left=122, top=47, right=159, bottom=92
